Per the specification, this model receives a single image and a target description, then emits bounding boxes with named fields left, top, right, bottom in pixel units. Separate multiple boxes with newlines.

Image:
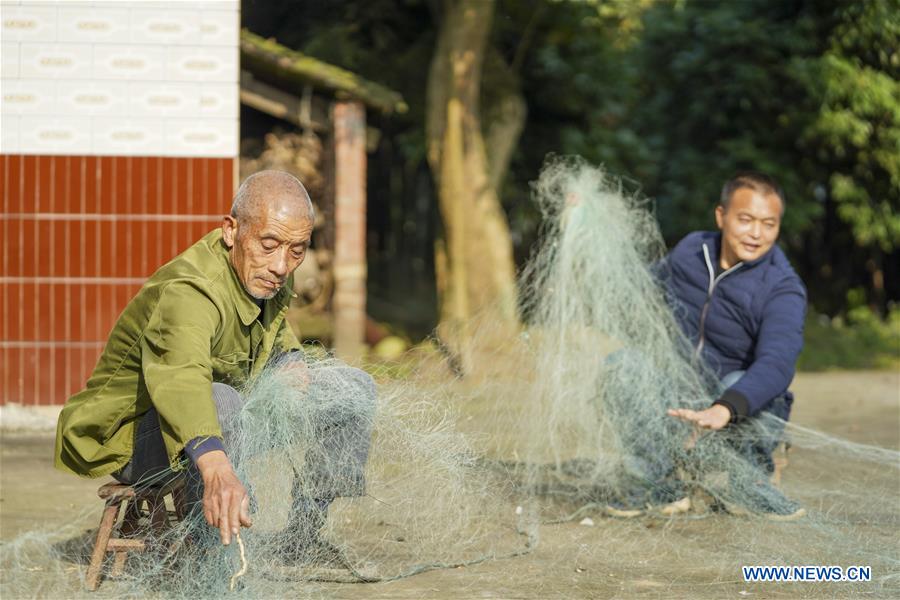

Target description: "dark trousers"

left=114, top=367, right=376, bottom=506
left=603, top=350, right=791, bottom=487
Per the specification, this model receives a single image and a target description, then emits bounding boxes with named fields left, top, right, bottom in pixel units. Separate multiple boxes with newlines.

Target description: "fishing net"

left=1, top=157, right=898, bottom=598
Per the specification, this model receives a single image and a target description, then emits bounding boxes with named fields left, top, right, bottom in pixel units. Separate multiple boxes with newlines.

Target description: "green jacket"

left=55, top=228, right=301, bottom=478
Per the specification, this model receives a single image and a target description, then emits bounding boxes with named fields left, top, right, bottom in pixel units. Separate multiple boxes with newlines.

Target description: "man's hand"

left=195, top=450, right=252, bottom=545
left=667, top=404, right=731, bottom=430
left=279, top=355, right=310, bottom=387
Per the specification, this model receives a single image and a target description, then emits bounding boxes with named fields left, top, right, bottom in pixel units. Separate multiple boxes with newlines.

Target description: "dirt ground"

left=1, top=370, right=898, bottom=599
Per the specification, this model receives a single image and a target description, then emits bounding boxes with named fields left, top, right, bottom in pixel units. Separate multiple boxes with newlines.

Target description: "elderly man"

left=55, top=171, right=375, bottom=556
left=606, top=172, right=807, bottom=520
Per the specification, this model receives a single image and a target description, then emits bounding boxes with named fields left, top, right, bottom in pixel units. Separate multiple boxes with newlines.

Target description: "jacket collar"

left=215, top=238, right=260, bottom=326
left=703, top=231, right=777, bottom=271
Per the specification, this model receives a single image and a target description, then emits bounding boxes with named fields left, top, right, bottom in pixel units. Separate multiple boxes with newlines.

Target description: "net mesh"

left=1, top=157, right=897, bottom=597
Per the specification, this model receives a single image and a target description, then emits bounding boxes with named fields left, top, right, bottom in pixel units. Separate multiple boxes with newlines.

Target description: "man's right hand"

left=195, top=450, right=252, bottom=545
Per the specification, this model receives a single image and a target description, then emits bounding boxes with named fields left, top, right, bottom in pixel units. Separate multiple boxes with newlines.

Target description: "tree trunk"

left=426, top=0, right=519, bottom=374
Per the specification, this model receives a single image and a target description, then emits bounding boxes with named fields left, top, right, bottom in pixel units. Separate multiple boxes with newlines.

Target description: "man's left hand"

left=281, top=356, right=310, bottom=387
left=667, top=404, right=731, bottom=430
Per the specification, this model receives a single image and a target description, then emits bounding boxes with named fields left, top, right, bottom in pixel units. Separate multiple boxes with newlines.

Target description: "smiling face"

left=222, top=190, right=314, bottom=300
left=715, top=187, right=782, bottom=269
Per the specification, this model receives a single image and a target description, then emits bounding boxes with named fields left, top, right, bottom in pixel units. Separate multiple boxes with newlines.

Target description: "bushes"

left=798, top=304, right=900, bottom=371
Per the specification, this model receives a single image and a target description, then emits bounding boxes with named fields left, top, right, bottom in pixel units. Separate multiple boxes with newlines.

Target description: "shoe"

left=277, top=535, right=346, bottom=568
left=266, top=504, right=348, bottom=567
left=721, top=481, right=806, bottom=521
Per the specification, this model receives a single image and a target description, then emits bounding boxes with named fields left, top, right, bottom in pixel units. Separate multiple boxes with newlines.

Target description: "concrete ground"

left=1, top=370, right=898, bottom=598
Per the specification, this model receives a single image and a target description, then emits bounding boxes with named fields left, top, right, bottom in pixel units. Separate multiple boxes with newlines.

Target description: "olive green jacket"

left=55, top=229, right=301, bottom=478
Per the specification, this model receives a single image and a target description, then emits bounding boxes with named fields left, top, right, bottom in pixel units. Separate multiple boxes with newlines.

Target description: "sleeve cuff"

left=184, top=436, right=226, bottom=464
left=713, top=389, right=751, bottom=422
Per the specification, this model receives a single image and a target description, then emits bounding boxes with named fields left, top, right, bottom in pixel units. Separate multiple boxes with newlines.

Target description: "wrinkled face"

left=715, top=187, right=782, bottom=268
left=222, top=199, right=314, bottom=300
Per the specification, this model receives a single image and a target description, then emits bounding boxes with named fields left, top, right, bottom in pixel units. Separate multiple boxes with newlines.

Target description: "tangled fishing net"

left=2, top=158, right=898, bottom=598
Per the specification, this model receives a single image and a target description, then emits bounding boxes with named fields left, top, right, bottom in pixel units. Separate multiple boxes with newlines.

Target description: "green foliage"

left=510, top=0, right=899, bottom=315
left=242, top=0, right=899, bottom=326
left=798, top=304, right=900, bottom=371
left=791, top=0, right=900, bottom=253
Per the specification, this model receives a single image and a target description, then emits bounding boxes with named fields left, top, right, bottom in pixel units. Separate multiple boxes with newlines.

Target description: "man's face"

left=222, top=199, right=314, bottom=300
left=715, top=187, right=782, bottom=268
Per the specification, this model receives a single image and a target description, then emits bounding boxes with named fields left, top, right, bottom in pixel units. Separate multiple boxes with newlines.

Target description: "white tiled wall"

left=0, top=0, right=239, bottom=157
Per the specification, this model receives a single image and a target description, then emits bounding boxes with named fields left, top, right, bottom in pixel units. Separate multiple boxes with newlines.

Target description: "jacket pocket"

left=211, top=351, right=250, bottom=386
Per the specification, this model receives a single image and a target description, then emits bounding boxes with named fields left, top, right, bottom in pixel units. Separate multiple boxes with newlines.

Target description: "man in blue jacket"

left=610, top=172, right=807, bottom=520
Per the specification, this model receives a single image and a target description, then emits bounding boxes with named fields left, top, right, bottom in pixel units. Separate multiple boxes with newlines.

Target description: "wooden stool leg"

left=119, top=498, right=142, bottom=538
left=110, top=550, right=128, bottom=578
left=172, top=486, right=186, bottom=521
left=147, top=497, right=168, bottom=534
left=85, top=501, right=122, bottom=591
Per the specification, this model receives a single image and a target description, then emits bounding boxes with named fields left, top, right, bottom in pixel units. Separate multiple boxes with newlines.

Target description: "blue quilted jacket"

left=661, top=231, right=806, bottom=418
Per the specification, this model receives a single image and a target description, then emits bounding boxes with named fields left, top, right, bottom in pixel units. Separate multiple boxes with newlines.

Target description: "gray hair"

left=231, top=170, right=315, bottom=223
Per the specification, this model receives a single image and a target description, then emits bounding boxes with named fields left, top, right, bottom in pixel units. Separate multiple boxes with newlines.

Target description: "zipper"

left=695, top=243, right=742, bottom=359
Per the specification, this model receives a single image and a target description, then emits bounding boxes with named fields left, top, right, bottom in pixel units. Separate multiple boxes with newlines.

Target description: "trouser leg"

left=601, top=349, right=679, bottom=487
left=115, top=366, right=376, bottom=513
left=719, top=370, right=791, bottom=475
left=112, top=409, right=174, bottom=487
left=296, top=366, right=377, bottom=500
left=114, top=383, right=245, bottom=511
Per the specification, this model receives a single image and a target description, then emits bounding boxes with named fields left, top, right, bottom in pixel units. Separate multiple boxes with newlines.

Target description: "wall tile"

left=192, top=1, right=239, bottom=10
left=57, top=6, right=130, bottom=44
left=1, top=43, right=20, bottom=78
left=96, top=156, right=114, bottom=214
left=4, top=155, right=18, bottom=211
left=92, top=117, right=165, bottom=156
left=173, top=157, right=189, bottom=214
left=164, top=118, right=237, bottom=157
left=56, top=81, right=129, bottom=116
left=0, top=4, right=57, bottom=42
left=53, top=346, right=69, bottom=402
left=0, top=114, right=19, bottom=153
left=82, top=155, right=101, bottom=212
left=199, top=9, right=239, bottom=46
left=20, top=43, right=93, bottom=80
left=93, top=44, right=165, bottom=81
left=191, top=157, right=207, bottom=214
left=19, top=116, right=91, bottom=155
left=19, top=281, right=36, bottom=343
left=129, top=8, right=199, bottom=45
left=1, top=348, right=21, bottom=404
left=3, top=221, right=21, bottom=278
left=198, top=82, right=238, bottom=118
left=0, top=79, right=56, bottom=114
left=166, top=45, right=236, bottom=82
left=128, top=82, right=199, bottom=117
left=49, top=155, right=69, bottom=213
left=0, top=156, right=235, bottom=404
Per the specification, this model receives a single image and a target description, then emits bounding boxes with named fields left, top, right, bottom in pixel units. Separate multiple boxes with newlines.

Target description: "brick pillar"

left=332, top=101, right=367, bottom=360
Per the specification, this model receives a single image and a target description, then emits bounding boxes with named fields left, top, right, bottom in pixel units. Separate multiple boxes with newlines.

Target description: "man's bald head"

left=223, top=170, right=316, bottom=300
left=231, top=170, right=315, bottom=226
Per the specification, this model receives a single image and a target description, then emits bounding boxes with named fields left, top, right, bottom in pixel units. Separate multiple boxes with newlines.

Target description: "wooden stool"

left=85, top=479, right=187, bottom=591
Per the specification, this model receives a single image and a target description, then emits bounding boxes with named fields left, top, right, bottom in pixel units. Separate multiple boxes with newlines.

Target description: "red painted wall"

left=0, top=154, right=234, bottom=405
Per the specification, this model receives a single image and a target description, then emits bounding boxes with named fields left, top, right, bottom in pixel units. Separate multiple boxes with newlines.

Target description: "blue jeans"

left=717, top=370, right=791, bottom=475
